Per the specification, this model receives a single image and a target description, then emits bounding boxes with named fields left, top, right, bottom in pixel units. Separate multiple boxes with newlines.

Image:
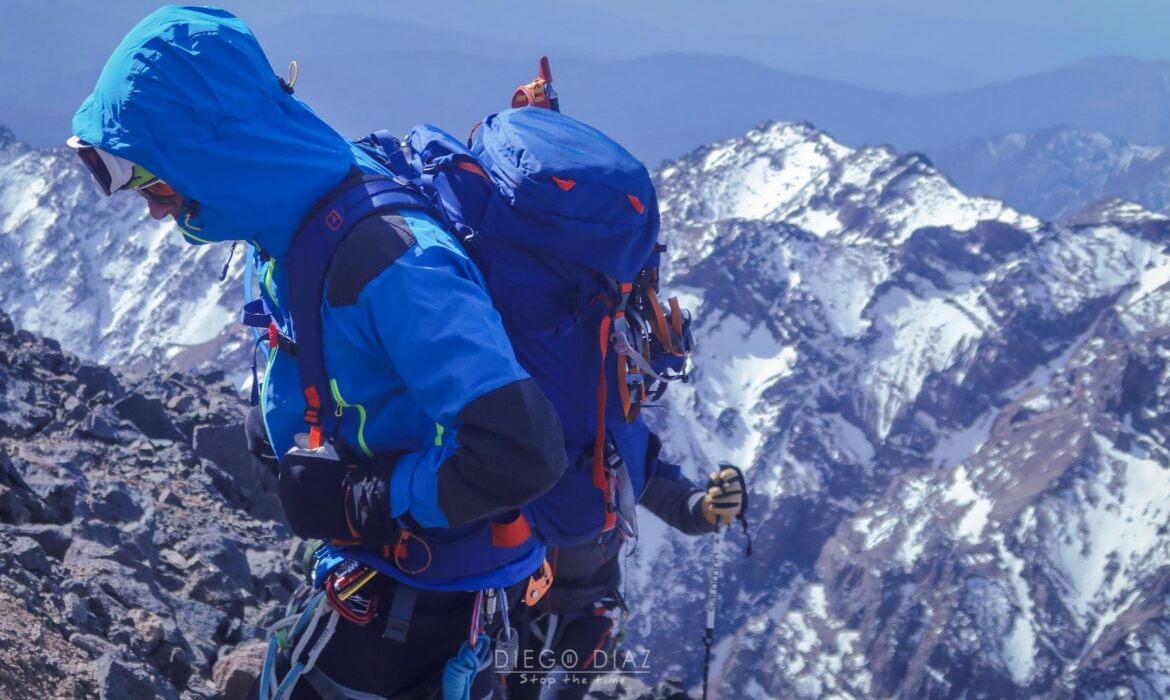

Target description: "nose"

left=147, top=198, right=181, bottom=221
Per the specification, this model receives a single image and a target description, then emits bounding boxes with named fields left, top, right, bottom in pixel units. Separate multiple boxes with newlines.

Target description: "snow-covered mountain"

left=625, top=122, right=1170, bottom=698
left=929, top=127, right=1170, bottom=219
left=3, top=121, right=1170, bottom=699
left=0, top=125, right=246, bottom=375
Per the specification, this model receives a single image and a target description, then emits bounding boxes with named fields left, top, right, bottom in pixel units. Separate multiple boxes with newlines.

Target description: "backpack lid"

left=473, top=108, right=660, bottom=281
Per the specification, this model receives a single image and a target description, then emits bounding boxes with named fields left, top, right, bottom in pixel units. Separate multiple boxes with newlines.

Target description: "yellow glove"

left=702, top=467, right=745, bottom=526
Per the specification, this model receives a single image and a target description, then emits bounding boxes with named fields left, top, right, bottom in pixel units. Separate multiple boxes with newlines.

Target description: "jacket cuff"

left=689, top=490, right=719, bottom=533
left=390, top=449, right=450, bottom=529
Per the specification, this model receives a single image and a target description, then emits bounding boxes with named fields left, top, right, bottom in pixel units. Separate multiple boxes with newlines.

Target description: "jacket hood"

left=71, top=5, right=360, bottom=256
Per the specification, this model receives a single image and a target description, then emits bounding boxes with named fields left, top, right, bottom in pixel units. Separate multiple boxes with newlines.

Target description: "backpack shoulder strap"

left=285, top=173, right=440, bottom=449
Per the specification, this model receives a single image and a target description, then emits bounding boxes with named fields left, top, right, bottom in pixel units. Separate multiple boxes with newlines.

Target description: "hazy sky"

left=550, top=0, right=1170, bottom=92
left=2, top=0, right=1167, bottom=148
left=5, top=0, right=1167, bottom=94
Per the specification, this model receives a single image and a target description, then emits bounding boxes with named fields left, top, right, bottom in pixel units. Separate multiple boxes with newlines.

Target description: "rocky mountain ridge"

left=626, top=121, right=1170, bottom=698
left=0, top=307, right=292, bottom=699
left=0, top=126, right=247, bottom=378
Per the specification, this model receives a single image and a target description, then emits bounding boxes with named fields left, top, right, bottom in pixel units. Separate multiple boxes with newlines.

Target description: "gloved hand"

left=701, top=467, right=745, bottom=527
left=277, top=445, right=400, bottom=543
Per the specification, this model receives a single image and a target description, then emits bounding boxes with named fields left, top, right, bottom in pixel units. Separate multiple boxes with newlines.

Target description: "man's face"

left=69, top=138, right=187, bottom=222
left=137, top=181, right=185, bottom=221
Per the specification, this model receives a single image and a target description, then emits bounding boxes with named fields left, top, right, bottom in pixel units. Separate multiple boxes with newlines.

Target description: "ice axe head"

left=511, top=55, right=560, bottom=112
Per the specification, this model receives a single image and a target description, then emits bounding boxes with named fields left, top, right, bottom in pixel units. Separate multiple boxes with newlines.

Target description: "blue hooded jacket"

left=72, top=6, right=566, bottom=591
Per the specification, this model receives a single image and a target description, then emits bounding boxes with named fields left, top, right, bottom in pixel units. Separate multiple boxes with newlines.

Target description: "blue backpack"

left=357, top=107, right=695, bottom=546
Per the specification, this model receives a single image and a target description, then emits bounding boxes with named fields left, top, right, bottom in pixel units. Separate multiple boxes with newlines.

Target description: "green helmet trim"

left=126, top=164, right=160, bottom=191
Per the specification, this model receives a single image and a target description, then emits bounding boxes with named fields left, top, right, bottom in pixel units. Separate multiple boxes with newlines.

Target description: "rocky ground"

left=0, top=308, right=295, bottom=699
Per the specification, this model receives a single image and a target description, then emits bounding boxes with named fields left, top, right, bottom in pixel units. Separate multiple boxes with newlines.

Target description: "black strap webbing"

left=382, top=584, right=418, bottom=643
left=303, top=667, right=392, bottom=700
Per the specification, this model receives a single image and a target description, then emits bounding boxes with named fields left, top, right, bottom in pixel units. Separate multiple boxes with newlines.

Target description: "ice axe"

left=511, top=55, right=560, bottom=112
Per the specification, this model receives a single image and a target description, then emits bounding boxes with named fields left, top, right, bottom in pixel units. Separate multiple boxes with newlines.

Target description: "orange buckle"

left=525, top=559, right=554, bottom=607
left=308, top=425, right=324, bottom=449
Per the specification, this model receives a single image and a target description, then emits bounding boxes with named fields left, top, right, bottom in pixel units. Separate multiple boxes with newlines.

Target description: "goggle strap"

left=76, top=146, right=136, bottom=196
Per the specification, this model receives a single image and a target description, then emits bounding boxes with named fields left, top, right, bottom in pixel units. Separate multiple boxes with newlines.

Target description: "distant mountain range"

left=927, top=127, right=1170, bottom=219
left=5, top=0, right=1170, bottom=170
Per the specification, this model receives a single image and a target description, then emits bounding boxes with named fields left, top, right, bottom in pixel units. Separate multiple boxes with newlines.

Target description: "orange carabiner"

left=524, top=559, right=555, bottom=607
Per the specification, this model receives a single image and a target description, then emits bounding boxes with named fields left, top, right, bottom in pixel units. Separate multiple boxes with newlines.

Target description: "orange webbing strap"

left=645, top=287, right=677, bottom=355
left=616, top=354, right=633, bottom=418
left=454, top=159, right=491, bottom=181
left=491, top=512, right=532, bottom=548
left=595, top=314, right=618, bottom=533
left=303, top=386, right=324, bottom=448
left=616, top=356, right=642, bottom=423
left=669, top=296, right=684, bottom=343
left=525, top=559, right=554, bottom=607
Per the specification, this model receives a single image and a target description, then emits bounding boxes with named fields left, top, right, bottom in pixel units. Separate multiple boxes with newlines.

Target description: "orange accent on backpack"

left=552, top=176, right=576, bottom=191
left=303, top=386, right=324, bottom=448
left=627, top=194, right=645, bottom=214
left=491, top=512, right=532, bottom=548
left=455, top=160, right=490, bottom=180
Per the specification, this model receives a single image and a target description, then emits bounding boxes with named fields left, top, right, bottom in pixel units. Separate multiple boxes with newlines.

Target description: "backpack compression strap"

left=285, top=174, right=441, bottom=448
left=592, top=282, right=645, bottom=534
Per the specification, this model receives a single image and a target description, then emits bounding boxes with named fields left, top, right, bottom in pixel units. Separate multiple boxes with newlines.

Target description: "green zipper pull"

left=330, top=378, right=345, bottom=417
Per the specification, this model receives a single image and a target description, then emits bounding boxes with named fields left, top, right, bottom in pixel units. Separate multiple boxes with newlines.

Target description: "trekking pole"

left=702, top=524, right=724, bottom=700
left=701, top=462, right=752, bottom=700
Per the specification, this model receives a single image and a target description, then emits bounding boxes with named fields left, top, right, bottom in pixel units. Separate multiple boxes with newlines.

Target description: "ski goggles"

left=67, top=136, right=163, bottom=197
left=136, top=180, right=179, bottom=204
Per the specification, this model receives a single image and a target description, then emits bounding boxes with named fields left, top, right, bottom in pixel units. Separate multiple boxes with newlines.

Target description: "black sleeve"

left=436, top=378, right=567, bottom=527
left=640, top=473, right=718, bottom=536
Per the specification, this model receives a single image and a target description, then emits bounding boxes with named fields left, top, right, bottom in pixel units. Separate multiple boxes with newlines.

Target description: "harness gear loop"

left=261, top=589, right=339, bottom=700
